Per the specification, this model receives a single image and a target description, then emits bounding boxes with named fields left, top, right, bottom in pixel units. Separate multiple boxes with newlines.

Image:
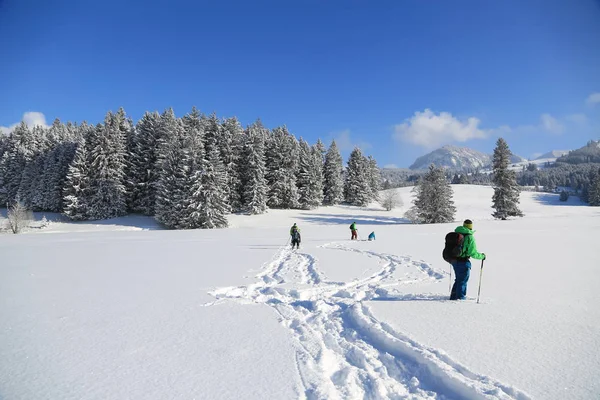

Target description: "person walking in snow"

left=350, top=222, right=358, bottom=240
left=450, top=219, right=486, bottom=300
left=290, top=223, right=301, bottom=249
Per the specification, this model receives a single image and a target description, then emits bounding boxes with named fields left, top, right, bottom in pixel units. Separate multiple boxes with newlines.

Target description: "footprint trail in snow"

left=207, top=242, right=531, bottom=400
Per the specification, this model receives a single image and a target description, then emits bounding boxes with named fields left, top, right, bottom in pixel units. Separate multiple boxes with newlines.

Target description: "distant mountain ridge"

left=409, top=145, right=491, bottom=170
left=536, top=150, right=570, bottom=160
left=407, top=145, right=572, bottom=171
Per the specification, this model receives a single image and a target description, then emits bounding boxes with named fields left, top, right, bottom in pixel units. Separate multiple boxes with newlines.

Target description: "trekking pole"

left=476, top=259, right=484, bottom=304
left=448, top=264, right=452, bottom=294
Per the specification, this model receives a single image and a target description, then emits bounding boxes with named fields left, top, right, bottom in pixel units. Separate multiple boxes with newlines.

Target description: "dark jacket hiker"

left=290, top=223, right=301, bottom=249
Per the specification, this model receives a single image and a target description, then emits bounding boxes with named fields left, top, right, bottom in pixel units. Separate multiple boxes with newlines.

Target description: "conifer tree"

left=588, top=167, right=600, bottom=206
left=221, top=117, right=244, bottom=212
left=408, top=164, right=456, bottom=224
left=344, top=147, right=371, bottom=206
left=38, top=119, right=79, bottom=212
left=155, top=109, right=188, bottom=228
left=3, top=122, right=33, bottom=202
left=297, top=138, right=321, bottom=209
left=114, top=108, right=136, bottom=211
left=63, top=137, right=90, bottom=220
left=195, top=144, right=230, bottom=228
left=240, top=120, right=268, bottom=214
left=311, top=140, right=325, bottom=206
left=179, top=107, right=208, bottom=229
left=266, top=126, right=299, bottom=208
left=86, top=112, right=128, bottom=219
left=323, top=140, right=344, bottom=205
left=130, top=111, right=162, bottom=215
left=203, top=113, right=222, bottom=159
left=492, top=138, right=523, bottom=220
left=18, top=125, right=46, bottom=208
left=367, top=155, right=381, bottom=201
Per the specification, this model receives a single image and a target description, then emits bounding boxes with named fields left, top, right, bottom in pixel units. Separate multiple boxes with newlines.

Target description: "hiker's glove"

left=482, top=253, right=486, bottom=260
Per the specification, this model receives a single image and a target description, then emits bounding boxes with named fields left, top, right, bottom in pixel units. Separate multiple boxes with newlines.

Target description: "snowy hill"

left=535, top=150, right=570, bottom=160
left=1, top=185, right=599, bottom=400
left=556, top=140, right=600, bottom=164
left=509, top=154, right=528, bottom=164
left=409, top=145, right=491, bottom=170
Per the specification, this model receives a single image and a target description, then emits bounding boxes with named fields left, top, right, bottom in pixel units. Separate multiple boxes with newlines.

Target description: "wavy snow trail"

left=207, top=242, right=531, bottom=400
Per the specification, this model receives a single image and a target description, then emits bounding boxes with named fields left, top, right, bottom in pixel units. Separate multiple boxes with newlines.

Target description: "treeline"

left=556, top=140, right=600, bottom=164
left=0, top=108, right=382, bottom=229
left=518, top=162, right=600, bottom=202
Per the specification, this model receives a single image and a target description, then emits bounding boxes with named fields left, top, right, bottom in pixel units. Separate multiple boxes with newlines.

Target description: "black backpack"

left=442, top=232, right=468, bottom=263
left=291, top=227, right=300, bottom=240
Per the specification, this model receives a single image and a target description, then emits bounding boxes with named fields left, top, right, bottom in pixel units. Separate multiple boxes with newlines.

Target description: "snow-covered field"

left=1, top=185, right=599, bottom=400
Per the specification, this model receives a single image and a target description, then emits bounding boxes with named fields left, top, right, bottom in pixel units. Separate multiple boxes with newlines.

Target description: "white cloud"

left=586, top=92, right=600, bottom=106
left=329, top=129, right=371, bottom=153
left=1, top=111, right=49, bottom=134
left=393, top=109, right=487, bottom=149
left=540, top=113, right=564, bottom=134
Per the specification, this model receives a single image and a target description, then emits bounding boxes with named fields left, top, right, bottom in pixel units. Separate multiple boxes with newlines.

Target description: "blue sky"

left=1, top=0, right=599, bottom=167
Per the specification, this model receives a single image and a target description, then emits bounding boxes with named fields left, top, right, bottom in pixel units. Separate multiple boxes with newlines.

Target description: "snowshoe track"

left=207, top=242, right=530, bottom=400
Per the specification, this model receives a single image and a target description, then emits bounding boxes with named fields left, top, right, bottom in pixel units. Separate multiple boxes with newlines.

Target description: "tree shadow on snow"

left=297, top=213, right=410, bottom=226
left=531, top=193, right=586, bottom=207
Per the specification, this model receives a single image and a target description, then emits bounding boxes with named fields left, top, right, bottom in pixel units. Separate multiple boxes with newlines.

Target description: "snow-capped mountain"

left=535, top=150, right=570, bottom=160
left=409, top=145, right=491, bottom=170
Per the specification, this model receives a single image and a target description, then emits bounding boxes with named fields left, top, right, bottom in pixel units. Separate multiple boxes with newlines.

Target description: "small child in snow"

left=368, top=232, right=376, bottom=241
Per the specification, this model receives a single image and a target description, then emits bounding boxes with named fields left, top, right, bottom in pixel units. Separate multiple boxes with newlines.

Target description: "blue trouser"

left=450, top=260, right=471, bottom=300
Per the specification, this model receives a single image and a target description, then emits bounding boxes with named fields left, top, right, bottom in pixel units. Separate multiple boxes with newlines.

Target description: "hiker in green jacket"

left=450, top=219, right=486, bottom=300
left=350, top=222, right=358, bottom=240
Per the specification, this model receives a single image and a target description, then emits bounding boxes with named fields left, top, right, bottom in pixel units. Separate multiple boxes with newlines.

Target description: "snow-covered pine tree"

left=240, top=120, right=268, bottom=214
left=86, top=112, right=128, bottom=220
left=0, top=138, right=9, bottom=205
left=266, top=126, right=299, bottom=209
left=311, top=140, right=325, bottom=206
left=367, top=155, right=381, bottom=201
left=18, top=125, right=46, bottom=208
left=344, top=147, right=371, bottom=206
left=265, top=128, right=286, bottom=208
left=492, top=138, right=523, bottom=220
left=297, top=138, right=321, bottom=209
left=195, top=144, right=229, bottom=228
left=130, top=111, right=163, bottom=215
left=37, top=119, right=78, bottom=213
left=588, top=167, right=600, bottom=206
left=323, top=140, right=344, bottom=205
left=114, top=108, right=137, bottom=212
left=63, top=136, right=90, bottom=220
left=178, top=107, right=208, bottom=229
left=3, top=122, right=33, bottom=203
left=282, top=130, right=300, bottom=209
left=155, top=109, right=188, bottom=228
left=203, top=112, right=223, bottom=160
left=407, top=164, right=456, bottom=224
left=221, top=117, right=244, bottom=212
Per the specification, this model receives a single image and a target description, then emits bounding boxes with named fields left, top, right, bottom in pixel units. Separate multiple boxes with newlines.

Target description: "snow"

left=1, top=185, right=599, bottom=399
